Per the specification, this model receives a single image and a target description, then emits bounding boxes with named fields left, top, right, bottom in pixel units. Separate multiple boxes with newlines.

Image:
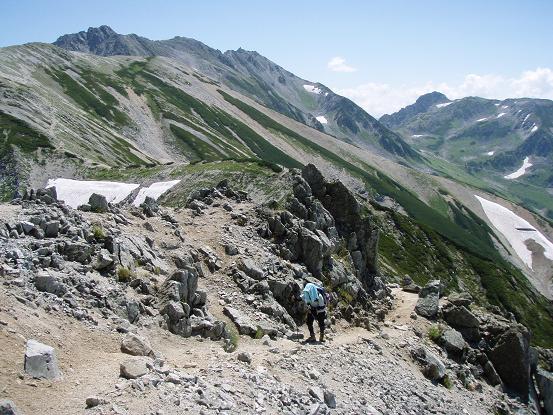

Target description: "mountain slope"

left=1, top=36, right=553, bottom=344
left=52, top=26, right=419, bottom=161
left=381, top=92, right=553, bottom=219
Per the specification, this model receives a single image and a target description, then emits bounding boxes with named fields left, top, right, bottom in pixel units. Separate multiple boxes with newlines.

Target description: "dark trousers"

left=307, top=309, right=326, bottom=336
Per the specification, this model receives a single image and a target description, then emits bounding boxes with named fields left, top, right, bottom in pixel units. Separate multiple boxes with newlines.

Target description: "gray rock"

left=63, top=242, right=94, bottom=263
left=487, top=327, right=531, bottom=399
left=237, top=351, right=252, bottom=364
left=415, top=293, right=439, bottom=319
left=44, top=221, right=60, bottom=238
left=85, top=396, right=107, bottom=408
left=323, top=390, right=337, bottom=409
left=162, top=301, right=187, bottom=322
left=24, top=339, right=60, bottom=379
left=120, top=357, right=150, bottom=379
left=223, top=307, right=257, bottom=336
left=441, top=328, right=466, bottom=355
left=442, top=305, right=479, bottom=328
left=89, top=193, right=109, bottom=213
left=419, top=279, right=441, bottom=297
left=120, top=333, right=153, bottom=357
left=238, top=258, right=264, bottom=280
left=93, top=249, right=114, bottom=270
left=536, top=368, right=553, bottom=414
left=35, top=272, right=66, bottom=296
left=0, top=399, right=19, bottom=415
left=410, top=346, right=445, bottom=381
left=309, top=386, right=324, bottom=402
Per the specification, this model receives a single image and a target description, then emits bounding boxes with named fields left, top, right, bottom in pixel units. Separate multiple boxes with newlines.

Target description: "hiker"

left=302, top=282, right=328, bottom=342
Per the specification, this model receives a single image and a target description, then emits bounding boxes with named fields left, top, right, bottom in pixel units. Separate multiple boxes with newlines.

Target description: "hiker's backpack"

left=316, top=286, right=330, bottom=306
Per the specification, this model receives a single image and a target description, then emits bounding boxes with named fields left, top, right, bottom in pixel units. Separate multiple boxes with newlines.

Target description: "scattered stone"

left=441, top=328, right=466, bottom=356
left=120, top=333, right=153, bottom=357
left=24, top=339, right=60, bottom=379
left=323, top=390, right=337, bottom=409
left=308, top=386, right=324, bottom=402
left=237, top=351, right=252, bottom=364
left=410, top=346, right=445, bottom=381
left=120, top=357, right=150, bottom=379
left=85, top=396, right=107, bottom=408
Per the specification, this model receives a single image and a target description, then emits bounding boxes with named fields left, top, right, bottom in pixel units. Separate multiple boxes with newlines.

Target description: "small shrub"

left=117, top=266, right=133, bottom=282
left=226, top=325, right=239, bottom=352
left=443, top=374, right=453, bottom=389
left=427, top=324, right=444, bottom=343
left=254, top=327, right=265, bottom=339
left=91, top=224, right=106, bottom=240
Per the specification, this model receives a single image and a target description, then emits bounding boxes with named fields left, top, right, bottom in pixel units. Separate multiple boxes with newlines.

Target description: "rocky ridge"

left=0, top=165, right=551, bottom=414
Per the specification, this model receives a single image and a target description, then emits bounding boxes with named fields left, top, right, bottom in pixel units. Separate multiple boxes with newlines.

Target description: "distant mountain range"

left=381, top=92, right=553, bottom=219
left=54, top=25, right=418, bottom=160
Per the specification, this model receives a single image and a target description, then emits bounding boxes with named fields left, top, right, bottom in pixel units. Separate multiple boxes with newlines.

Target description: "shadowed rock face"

left=301, top=164, right=381, bottom=291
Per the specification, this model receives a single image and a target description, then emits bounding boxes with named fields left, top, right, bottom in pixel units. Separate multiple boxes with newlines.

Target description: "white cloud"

left=327, top=56, right=357, bottom=73
left=335, top=67, right=553, bottom=117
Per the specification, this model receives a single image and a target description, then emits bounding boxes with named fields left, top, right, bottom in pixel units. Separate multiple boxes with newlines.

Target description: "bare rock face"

left=24, top=339, right=60, bottom=379
left=536, top=368, right=553, bottom=414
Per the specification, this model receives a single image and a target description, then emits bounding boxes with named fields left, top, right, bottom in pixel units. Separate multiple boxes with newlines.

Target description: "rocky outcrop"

left=536, top=368, right=553, bottom=414
left=410, top=346, right=446, bottom=382
left=264, top=164, right=383, bottom=299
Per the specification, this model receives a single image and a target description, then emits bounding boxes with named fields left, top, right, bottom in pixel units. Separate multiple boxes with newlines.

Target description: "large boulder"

left=487, top=327, right=531, bottom=400
left=415, top=294, right=439, bottom=319
left=24, top=339, right=60, bottom=379
left=442, top=305, right=479, bottom=328
left=89, top=193, right=109, bottom=213
left=120, top=333, right=153, bottom=357
left=223, top=306, right=257, bottom=336
left=34, top=272, right=66, bottom=296
left=441, top=328, right=467, bottom=356
left=536, top=368, right=553, bottom=414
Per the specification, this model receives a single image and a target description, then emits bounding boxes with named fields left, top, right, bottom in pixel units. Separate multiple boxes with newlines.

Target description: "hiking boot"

left=319, top=333, right=325, bottom=342
left=306, top=335, right=316, bottom=343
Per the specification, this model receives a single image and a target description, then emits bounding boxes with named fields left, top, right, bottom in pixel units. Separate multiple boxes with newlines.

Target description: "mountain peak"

left=415, top=91, right=449, bottom=106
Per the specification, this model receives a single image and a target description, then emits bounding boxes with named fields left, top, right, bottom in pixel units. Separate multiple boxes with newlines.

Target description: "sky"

left=2, top=0, right=553, bottom=116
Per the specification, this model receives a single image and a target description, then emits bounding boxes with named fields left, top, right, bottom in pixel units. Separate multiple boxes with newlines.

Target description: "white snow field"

left=315, top=115, right=328, bottom=124
left=436, top=102, right=452, bottom=108
left=132, top=180, right=181, bottom=206
left=475, top=195, right=553, bottom=269
left=47, top=178, right=139, bottom=208
left=504, top=157, right=532, bottom=179
left=303, top=84, right=322, bottom=94
left=497, top=112, right=506, bottom=118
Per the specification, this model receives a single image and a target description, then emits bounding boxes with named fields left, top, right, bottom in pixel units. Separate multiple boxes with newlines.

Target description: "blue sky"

left=2, top=0, right=553, bottom=115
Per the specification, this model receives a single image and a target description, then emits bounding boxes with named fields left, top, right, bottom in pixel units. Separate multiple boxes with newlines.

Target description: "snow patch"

left=501, top=105, right=509, bottom=109
left=494, top=103, right=500, bottom=106
left=412, top=134, right=426, bottom=138
left=504, top=157, right=532, bottom=179
left=132, top=180, right=181, bottom=207
left=436, top=102, right=452, bottom=108
left=476, top=118, right=488, bottom=122
left=475, top=195, right=553, bottom=269
left=315, top=115, right=328, bottom=124
left=486, top=151, right=495, bottom=156
left=303, top=85, right=322, bottom=95
left=46, top=178, right=139, bottom=208
left=497, top=112, right=506, bottom=118
left=523, top=113, right=531, bottom=122
left=531, top=124, right=538, bottom=133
